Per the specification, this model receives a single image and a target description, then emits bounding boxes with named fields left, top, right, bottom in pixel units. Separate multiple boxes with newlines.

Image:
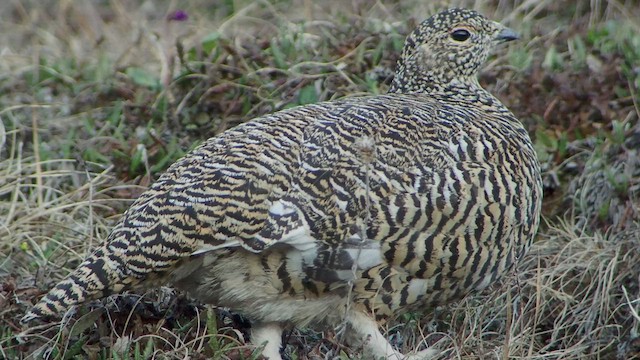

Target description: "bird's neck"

left=388, top=60, right=483, bottom=97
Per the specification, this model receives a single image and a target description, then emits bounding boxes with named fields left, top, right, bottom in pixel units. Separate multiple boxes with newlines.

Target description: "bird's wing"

left=239, top=99, right=443, bottom=285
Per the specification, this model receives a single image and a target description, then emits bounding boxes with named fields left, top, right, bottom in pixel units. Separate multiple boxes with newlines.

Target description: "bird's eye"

left=450, top=29, right=471, bottom=42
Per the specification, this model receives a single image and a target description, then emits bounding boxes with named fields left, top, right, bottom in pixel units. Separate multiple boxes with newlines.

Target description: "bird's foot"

left=402, top=347, right=439, bottom=360
left=345, top=310, right=439, bottom=360
left=251, top=322, right=284, bottom=360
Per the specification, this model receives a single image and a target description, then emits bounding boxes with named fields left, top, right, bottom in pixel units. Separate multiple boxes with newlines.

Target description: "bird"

left=23, top=8, right=542, bottom=360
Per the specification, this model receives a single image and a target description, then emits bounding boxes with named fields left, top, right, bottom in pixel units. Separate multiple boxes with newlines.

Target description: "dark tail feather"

left=21, top=250, right=121, bottom=323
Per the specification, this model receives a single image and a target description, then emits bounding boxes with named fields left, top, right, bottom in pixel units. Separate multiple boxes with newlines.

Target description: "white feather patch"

left=345, top=247, right=383, bottom=269
left=269, top=200, right=295, bottom=216
left=191, top=240, right=241, bottom=256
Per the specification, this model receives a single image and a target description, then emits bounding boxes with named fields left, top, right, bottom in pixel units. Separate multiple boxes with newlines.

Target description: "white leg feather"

left=403, top=348, right=439, bottom=360
left=347, top=311, right=438, bottom=360
left=251, top=322, right=283, bottom=360
left=347, top=311, right=403, bottom=359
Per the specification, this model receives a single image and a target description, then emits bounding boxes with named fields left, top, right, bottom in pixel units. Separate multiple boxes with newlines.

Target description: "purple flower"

left=167, top=10, right=188, bottom=22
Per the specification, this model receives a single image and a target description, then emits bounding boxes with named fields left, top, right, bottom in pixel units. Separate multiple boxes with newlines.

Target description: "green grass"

left=1, top=0, right=640, bottom=359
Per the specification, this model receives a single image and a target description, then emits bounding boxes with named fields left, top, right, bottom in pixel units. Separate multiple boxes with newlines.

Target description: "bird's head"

left=390, top=8, right=518, bottom=94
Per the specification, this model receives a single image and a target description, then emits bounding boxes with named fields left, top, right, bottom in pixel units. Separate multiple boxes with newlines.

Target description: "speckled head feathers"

left=390, top=8, right=518, bottom=93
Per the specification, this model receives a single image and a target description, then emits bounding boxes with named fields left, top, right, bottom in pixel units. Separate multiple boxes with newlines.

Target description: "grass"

left=1, top=0, right=639, bottom=359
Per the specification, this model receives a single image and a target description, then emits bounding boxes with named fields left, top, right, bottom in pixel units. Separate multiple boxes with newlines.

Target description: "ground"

left=1, top=0, right=639, bottom=359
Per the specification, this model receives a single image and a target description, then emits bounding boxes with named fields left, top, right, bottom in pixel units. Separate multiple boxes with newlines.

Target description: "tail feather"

left=22, top=192, right=208, bottom=323
left=21, top=250, right=121, bottom=323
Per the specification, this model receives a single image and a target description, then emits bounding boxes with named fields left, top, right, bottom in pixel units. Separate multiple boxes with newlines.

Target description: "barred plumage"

left=23, top=8, right=541, bottom=360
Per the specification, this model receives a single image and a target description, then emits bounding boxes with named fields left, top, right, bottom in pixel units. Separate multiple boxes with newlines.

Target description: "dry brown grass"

left=1, top=0, right=639, bottom=359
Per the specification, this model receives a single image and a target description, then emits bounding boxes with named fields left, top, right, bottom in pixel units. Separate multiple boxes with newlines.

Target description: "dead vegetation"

left=1, top=0, right=639, bottom=359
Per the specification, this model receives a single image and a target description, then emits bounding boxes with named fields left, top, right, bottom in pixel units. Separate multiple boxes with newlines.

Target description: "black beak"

left=496, top=27, right=519, bottom=42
